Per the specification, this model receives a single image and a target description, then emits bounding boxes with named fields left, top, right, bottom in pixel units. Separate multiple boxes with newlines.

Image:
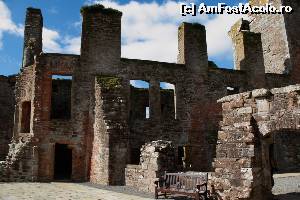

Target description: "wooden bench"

left=154, top=172, right=208, bottom=200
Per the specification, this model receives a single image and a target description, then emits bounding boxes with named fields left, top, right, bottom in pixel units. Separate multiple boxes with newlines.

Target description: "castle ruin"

left=0, top=0, right=299, bottom=199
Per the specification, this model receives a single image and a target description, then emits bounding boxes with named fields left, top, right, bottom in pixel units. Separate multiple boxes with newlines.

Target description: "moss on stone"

left=80, top=4, right=122, bottom=16
left=96, top=75, right=122, bottom=90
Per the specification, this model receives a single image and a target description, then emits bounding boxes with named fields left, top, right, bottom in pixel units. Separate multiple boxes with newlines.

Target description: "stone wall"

left=283, top=0, right=300, bottom=82
left=212, top=84, right=300, bottom=200
left=0, top=76, right=15, bottom=160
left=22, top=8, right=42, bottom=68
left=125, top=140, right=175, bottom=193
left=1, top=3, right=300, bottom=187
left=272, top=130, right=300, bottom=173
left=0, top=134, right=38, bottom=182
left=90, top=76, right=129, bottom=185
left=249, top=0, right=291, bottom=74
left=51, top=79, right=72, bottom=119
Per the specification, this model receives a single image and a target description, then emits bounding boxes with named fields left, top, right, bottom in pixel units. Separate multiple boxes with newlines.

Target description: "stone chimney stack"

left=22, top=8, right=43, bottom=68
left=177, top=23, right=208, bottom=75
left=80, top=4, right=122, bottom=74
left=229, top=19, right=265, bottom=89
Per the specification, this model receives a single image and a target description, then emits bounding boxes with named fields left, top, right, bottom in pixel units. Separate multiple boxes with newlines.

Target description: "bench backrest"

left=163, top=172, right=208, bottom=192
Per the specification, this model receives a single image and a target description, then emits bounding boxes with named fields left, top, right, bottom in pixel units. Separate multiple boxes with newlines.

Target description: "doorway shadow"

left=274, top=192, right=300, bottom=200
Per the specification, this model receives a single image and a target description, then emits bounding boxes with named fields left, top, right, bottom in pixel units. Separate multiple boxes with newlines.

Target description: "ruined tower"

left=177, top=23, right=208, bottom=75
left=79, top=5, right=129, bottom=185
left=22, top=8, right=43, bottom=68
left=229, top=19, right=265, bottom=89
left=249, top=0, right=300, bottom=82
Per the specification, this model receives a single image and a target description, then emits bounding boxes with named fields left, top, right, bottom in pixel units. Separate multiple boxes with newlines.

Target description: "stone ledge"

left=252, top=88, right=270, bottom=98
left=217, top=92, right=251, bottom=103
left=270, top=84, right=300, bottom=94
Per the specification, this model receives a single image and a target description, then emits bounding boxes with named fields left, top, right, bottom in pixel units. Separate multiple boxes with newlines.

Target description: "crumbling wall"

left=2, top=3, right=299, bottom=185
left=249, top=0, right=291, bottom=74
left=0, top=134, right=38, bottom=182
left=0, top=76, right=15, bottom=160
left=90, top=76, right=129, bottom=185
left=212, top=84, right=300, bottom=200
left=125, top=140, right=175, bottom=193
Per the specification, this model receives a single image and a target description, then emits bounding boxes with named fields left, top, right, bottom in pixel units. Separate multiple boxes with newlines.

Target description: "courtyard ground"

left=0, top=173, right=299, bottom=200
left=0, top=182, right=154, bottom=200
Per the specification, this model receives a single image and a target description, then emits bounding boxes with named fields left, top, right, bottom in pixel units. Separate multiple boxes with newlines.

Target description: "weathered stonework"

left=212, top=84, right=300, bottom=200
left=0, top=76, right=15, bottom=160
left=0, top=1, right=299, bottom=198
left=249, top=0, right=300, bottom=82
left=125, top=140, right=175, bottom=193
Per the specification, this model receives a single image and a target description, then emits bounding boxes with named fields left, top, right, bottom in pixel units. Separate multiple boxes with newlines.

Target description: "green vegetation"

left=96, top=75, right=122, bottom=90
left=80, top=4, right=122, bottom=16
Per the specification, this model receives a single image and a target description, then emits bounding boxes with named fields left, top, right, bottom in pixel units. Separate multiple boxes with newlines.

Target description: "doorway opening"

left=264, top=130, right=300, bottom=198
left=54, top=144, right=72, bottom=180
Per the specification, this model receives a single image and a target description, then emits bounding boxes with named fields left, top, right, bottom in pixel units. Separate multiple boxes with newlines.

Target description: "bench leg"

left=155, top=186, right=158, bottom=199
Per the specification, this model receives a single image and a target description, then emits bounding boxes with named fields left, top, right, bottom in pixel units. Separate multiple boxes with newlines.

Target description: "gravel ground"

left=0, top=173, right=299, bottom=200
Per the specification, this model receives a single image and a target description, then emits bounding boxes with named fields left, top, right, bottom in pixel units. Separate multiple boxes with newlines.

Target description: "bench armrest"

left=196, top=182, right=207, bottom=187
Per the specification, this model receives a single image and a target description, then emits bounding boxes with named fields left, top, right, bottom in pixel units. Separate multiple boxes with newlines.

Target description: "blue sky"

left=0, top=0, right=247, bottom=76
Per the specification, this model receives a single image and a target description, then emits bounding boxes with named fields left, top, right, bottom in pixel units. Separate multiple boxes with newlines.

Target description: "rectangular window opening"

left=178, top=146, right=184, bottom=166
left=130, top=80, right=150, bottom=120
left=20, top=101, right=31, bottom=133
left=51, top=75, right=72, bottom=120
left=160, top=82, right=176, bottom=119
left=145, top=107, right=150, bottom=119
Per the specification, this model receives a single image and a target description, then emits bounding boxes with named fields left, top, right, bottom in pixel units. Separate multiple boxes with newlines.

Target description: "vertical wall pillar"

left=149, top=79, right=161, bottom=121
left=229, top=19, right=265, bottom=89
left=177, top=23, right=208, bottom=75
left=79, top=5, right=126, bottom=185
left=283, top=0, right=300, bottom=83
left=22, top=8, right=43, bottom=68
left=80, top=5, right=122, bottom=74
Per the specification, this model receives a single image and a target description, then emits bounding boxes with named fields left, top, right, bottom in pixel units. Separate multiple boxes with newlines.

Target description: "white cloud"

left=0, top=1, right=23, bottom=48
left=62, top=36, right=81, bottom=54
left=205, top=14, right=243, bottom=56
left=86, top=0, right=243, bottom=63
left=0, top=1, right=79, bottom=54
left=0, top=0, right=244, bottom=65
left=42, top=28, right=62, bottom=52
left=42, top=28, right=81, bottom=54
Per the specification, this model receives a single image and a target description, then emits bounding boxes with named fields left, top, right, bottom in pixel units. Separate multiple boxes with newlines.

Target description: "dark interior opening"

left=51, top=75, right=72, bottom=119
left=226, top=86, right=239, bottom=95
left=130, top=148, right=141, bottom=165
left=160, top=82, right=176, bottom=119
left=21, top=101, right=31, bottom=133
left=178, top=146, right=184, bottom=165
left=129, top=80, right=150, bottom=120
left=54, top=144, right=72, bottom=180
left=270, top=130, right=300, bottom=174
